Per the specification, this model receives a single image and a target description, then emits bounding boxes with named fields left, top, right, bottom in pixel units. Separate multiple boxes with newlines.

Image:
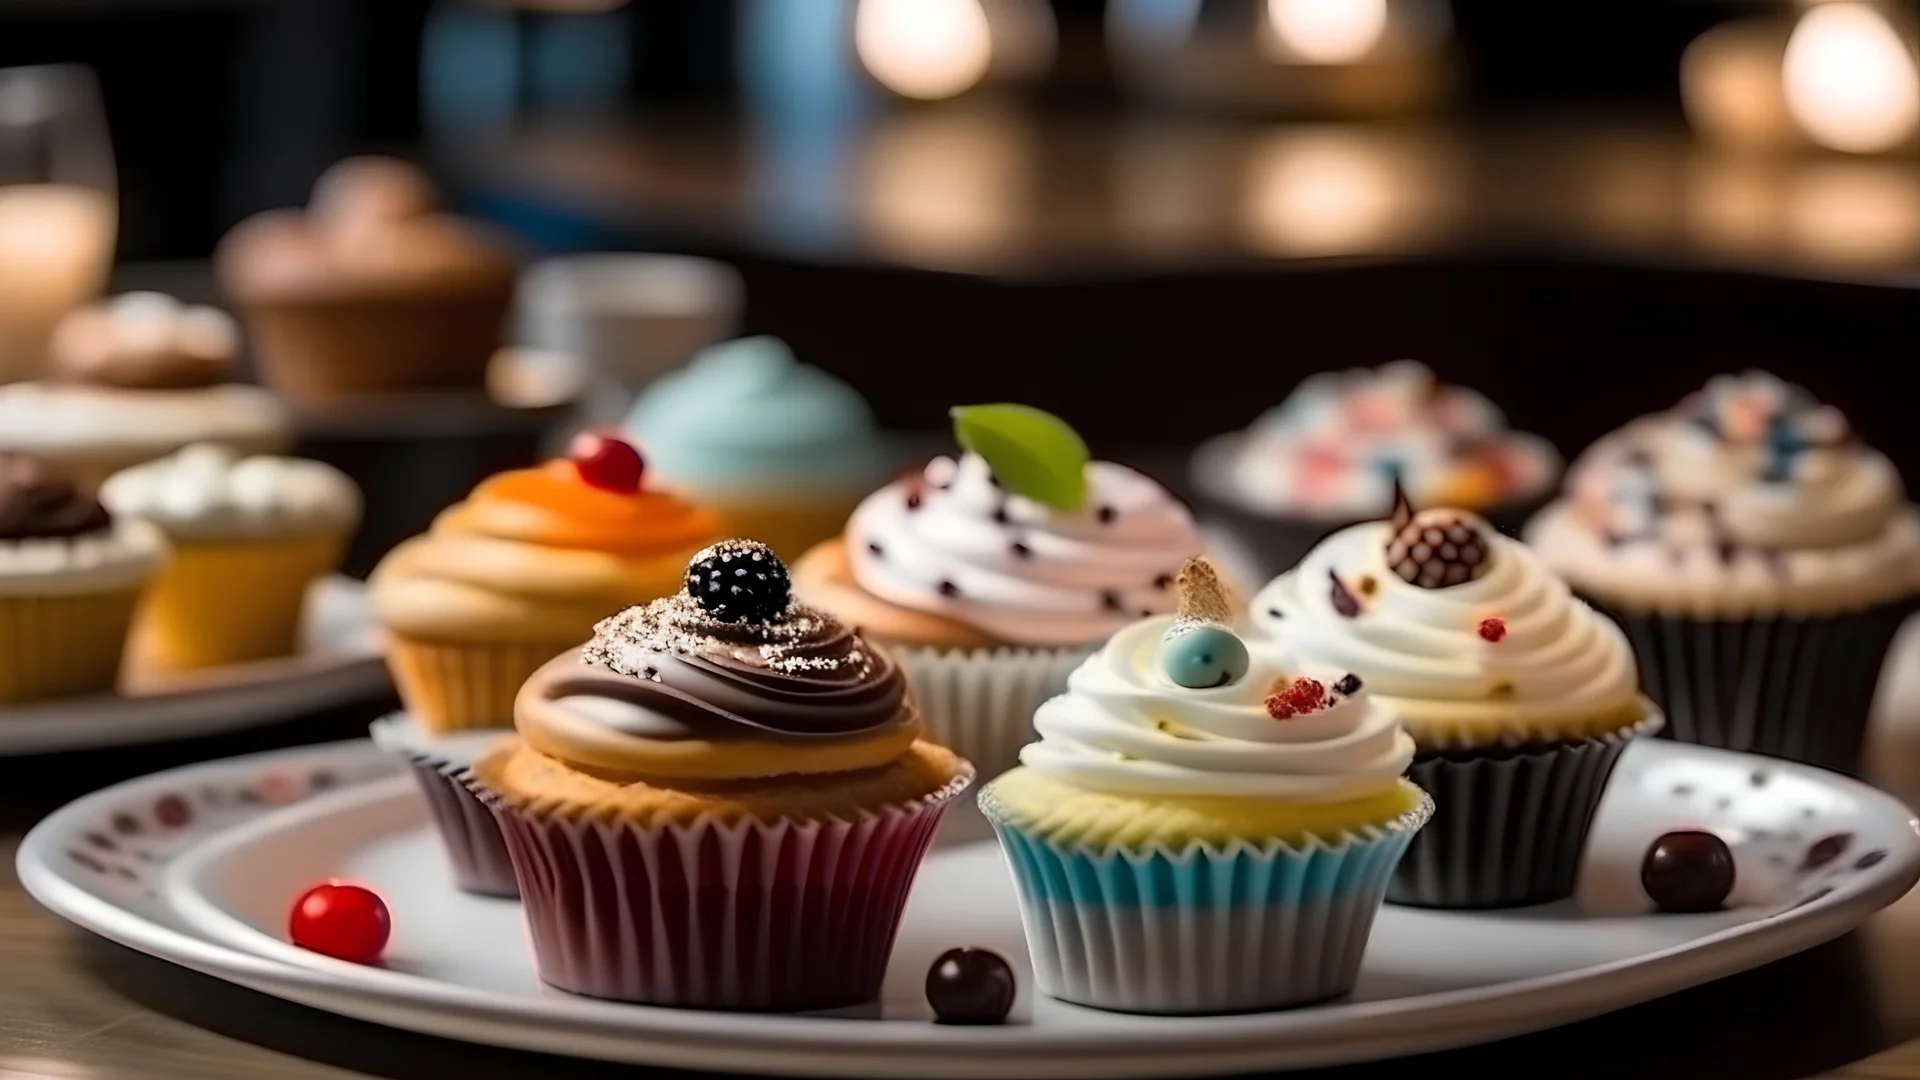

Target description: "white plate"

left=0, top=576, right=386, bottom=756
left=17, top=738, right=1920, bottom=1078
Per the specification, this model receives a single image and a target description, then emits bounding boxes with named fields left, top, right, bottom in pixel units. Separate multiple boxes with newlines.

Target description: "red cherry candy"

left=569, top=430, right=646, bottom=494
left=289, top=881, right=390, bottom=963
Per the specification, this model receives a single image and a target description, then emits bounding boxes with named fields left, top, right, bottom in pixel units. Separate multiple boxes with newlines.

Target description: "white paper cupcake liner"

left=892, top=645, right=1090, bottom=781
left=980, top=786, right=1431, bottom=1015
left=1607, top=600, right=1916, bottom=775
left=471, top=770, right=973, bottom=1010
left=368, top=714, right=518, bottom=897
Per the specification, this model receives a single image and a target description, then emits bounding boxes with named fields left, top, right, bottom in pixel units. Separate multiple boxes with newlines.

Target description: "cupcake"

left=981, top=557, right=1428, bottom=1014
left=368, top=713, right=518, bottom=897
left=1192, top=361, right=1560, bottom=577
left=792, top=403, right=1204, bottom=780
left=1252, top=488, right=1660, bottom=908
left=216, top=156, right=517, bottom=401
left=0, top=292, right=289, bottom=488
left=369, top=430, right=722, bottom=732
left=0, top=454, right=165, bottom=703
left=100, top=444, right=360, bottom=671
left=471, top=539, right=973, bottom=1009
left=1526, top=372, right=1920, bottom=773
left=623, top=336, right=893, bottom=561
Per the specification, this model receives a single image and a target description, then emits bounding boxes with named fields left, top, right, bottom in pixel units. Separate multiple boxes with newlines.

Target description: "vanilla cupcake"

left=1253, top=490, right=1660, bottom=908
left=1527, top=372, right=1920, bottom=772
left=370, top=431, right=721, bottom=732
left=0, top=454, right=165, bottom=703
left=101, top=444, right=359, bottom=671
left=0, top=292, right=289, bottom=488
left=793, top=404, right=1204, bottom=779
left=217, top=157, right=517, bottom=400
left=471, top=540, right=972, bottom=1009
left=982, top=558, right=1428, bottom=1013
left=623, top=336, right=894, bottom=560
left=1192, top=361, right=1560, bottom=576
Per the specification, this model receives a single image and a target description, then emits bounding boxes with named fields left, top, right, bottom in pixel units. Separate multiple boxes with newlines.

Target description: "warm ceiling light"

left=855, top=0, right=995, bottom=101
left=1782, top=2, right=1920, bottom=153
left=1265, top=0, right=1389, bottom=63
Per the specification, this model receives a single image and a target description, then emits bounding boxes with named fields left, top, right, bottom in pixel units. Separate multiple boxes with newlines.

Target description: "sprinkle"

left=1101, top=590, right=1123, bottom=612
left=938, top=580, right=960, bottom=597
left=1010, top=541, right=1032, bottom=559
left=867, top=542, right=884, bottom=558
left=1478, top=617, right=1507, bottom=643
left=1153, top=573, right=1173, bottom=590
left=1096, top=506, right=1117, bottom=524
left=906, top=491, right=923, bottom=510
left=1329, top=571, right=1361, bottom=618
left=1265, top=677, right=1328, bottom=721
left=1358, top=575, right=1378, bottom=596
left=1332, top=673, right=1362, bottom=696
left=1489, top=681, right=1514, bottom=698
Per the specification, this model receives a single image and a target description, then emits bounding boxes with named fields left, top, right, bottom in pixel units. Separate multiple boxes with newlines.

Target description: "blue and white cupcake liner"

left=369, top=713, right=518, bottom=898
left=979, top=785, right=1432, bottom=1015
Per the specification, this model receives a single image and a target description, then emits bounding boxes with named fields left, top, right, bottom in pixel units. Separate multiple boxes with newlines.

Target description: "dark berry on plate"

left=1642, top=831, right=1735, bottom=913
left=927, top=947, right=1015, bottom=1025
left=684, top=540, right=790, bottom=623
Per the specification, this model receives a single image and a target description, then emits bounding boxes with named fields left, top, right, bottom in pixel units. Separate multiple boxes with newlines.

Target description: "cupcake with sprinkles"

left=1253, top=486, right=1661, bottom=908
left=792, top=403, right=1206, bottom=779
left=981, top=556, right=1429, bottom=1013
left=1191, top=361, right=1560, bottom=576
left=1527, top=372, right=1920, bottom=773
left=470, top=539, right=972, bottom=1010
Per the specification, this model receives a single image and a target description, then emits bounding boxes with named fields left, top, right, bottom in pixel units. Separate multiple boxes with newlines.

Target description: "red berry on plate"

left=289, top=881, right=390, bottom=963
left=1478, top=617, right=1508, bottom=643
left=569, top=430, right=645, bottom=494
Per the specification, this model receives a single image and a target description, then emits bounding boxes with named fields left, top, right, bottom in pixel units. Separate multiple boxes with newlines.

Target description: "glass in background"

left=0, top=65, right=115, bottom=384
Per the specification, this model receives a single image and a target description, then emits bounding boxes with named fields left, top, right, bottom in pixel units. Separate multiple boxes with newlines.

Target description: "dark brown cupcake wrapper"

left=1388, top=715, right=1656, bottom=910
left=396, top=746, right=519, bottom=898
left=1603, top=599, right=1917, bottom=776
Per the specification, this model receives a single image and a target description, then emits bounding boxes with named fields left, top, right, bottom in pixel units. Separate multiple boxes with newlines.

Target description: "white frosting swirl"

left=0, top=518, right=165, bottom=596
left=1020, top=616, right=1412, bottom=801
left=1194, top=360, right=1560, bottom=520
left=1251, top=516, right=1644, bottom=746
left=101, top=443, right=361, bottom=541
left=1526, top=372, right=1920, bottom=616
left=844, top=453, right=1204, bottom=647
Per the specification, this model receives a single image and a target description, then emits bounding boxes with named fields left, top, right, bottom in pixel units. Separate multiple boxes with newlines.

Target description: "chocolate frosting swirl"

left=569, top=592, right=906, bottom=739
left=0, top=455, right=111, bottom=540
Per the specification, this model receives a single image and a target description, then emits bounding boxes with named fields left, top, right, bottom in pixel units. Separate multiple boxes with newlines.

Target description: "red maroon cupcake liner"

left=473, top=771, right=971, bottom=1011
left=402, top=754, right=519, bottom=898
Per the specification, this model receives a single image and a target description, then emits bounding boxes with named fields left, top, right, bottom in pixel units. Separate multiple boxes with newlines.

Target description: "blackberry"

left=684, top=539, right=791, bottom=623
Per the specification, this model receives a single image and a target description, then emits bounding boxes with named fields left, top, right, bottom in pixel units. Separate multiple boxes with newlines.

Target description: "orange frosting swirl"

left=371, top=458, right=724, bottom=644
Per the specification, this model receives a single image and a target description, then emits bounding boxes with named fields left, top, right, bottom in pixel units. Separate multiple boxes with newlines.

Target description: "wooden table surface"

left=11, top=657, right=1920, bottom=1080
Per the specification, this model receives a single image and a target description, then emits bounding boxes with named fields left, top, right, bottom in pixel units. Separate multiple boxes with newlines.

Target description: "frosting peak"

left=1019, top=615, right=1413, bottom=801
left=49, top=292, right=238, bottom=390
left=842, top=452, right=1204, bottom=647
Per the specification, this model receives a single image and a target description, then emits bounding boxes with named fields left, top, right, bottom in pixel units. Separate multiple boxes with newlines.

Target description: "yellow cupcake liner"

left=385, top=635, right=575, bottom=733
left=0, top=588, right=143, bottom=705
left=132, top=532, right=345, bottom=672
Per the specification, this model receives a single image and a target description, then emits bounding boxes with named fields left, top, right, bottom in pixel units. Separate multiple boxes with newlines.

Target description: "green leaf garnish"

left=950, top=403, right=1089, bottom=510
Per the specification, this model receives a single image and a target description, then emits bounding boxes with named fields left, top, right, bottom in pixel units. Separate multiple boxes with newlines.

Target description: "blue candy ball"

left=1161, top=626, right=1251, bottom=689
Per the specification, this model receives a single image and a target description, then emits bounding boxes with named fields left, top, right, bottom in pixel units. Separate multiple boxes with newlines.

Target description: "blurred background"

left=1, top=0, right=1916, bottom=568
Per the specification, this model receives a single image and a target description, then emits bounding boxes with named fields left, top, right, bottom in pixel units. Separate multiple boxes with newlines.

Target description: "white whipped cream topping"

left=52, top=291, right=239, bottom=368
left=845, top=453, right=1205, bottom=647
left=1194, top=360, right=1560, bottom=520
left=0, top=382, right=289, bottom=463
left=0, top=517, right=166, bottom=596
left=101, top=443, right=360, bottom=541
left=1019, top=616, right=1413, bottom=800
left=1252, top=516, right=1643, bottom=746
left=1526, top=372, right=1920, bottom=616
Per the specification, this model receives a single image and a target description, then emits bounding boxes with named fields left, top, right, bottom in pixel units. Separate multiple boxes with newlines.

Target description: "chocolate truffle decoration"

left=1384, top=483, right=1491, bottom=589
left=926, top=947, right=1015, bottom=1025
left=1642, top=831, right=1736, bottom=913
left=0, top=455, right=111, bottom=540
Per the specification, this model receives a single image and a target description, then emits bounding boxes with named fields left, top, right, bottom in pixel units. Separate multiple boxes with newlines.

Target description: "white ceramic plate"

left=18, top=737, right=1920, bottom=1077
left=0, top=577, right=386, bottom=756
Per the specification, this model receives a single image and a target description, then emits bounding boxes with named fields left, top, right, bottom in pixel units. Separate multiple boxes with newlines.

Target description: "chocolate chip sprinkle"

left=1096, top=505, right=1117, bottom=524
left=938, top=580, right=959, bottom=597
left=867, top=541, right=884, bottom=558
left=1153, top=573, right=1173, bottom=590
left=1329, top=571, right=1361, bottom=618
left=1332, top=673, right=1362, bottom=695
left=906, top=491, right=923, bottom=510
left=1009, top=541, right=1032, bottom=559
left=991, top=505, right=1010, bottom=525
left=1101, top=590, right=1123, bottom=612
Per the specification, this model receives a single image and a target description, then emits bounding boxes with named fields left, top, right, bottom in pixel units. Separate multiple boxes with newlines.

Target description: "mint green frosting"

left=624, top=336, right=890, bottom=496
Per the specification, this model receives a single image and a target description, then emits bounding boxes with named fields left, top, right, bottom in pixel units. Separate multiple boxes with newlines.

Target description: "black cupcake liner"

left=1195, top=491, right=1548, bottom=582
left=402, top=751, right=520, bottom=898
left=1605, top=599, right=1916, bottom=776
left=1388, top=721, right=1646, bottom=910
